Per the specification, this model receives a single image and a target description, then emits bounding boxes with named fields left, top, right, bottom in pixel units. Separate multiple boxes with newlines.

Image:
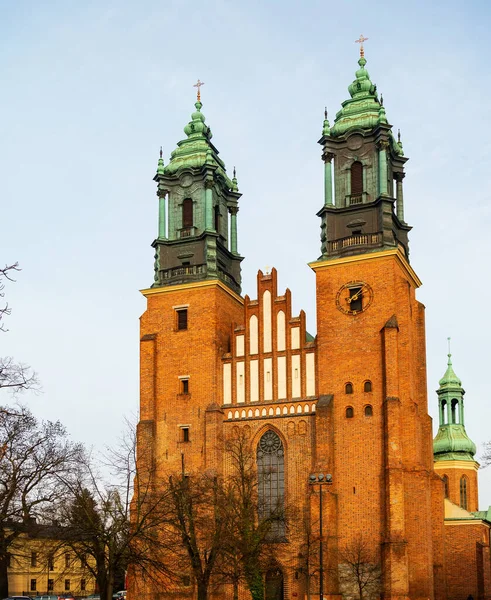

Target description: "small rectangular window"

left=31, top=551, right=37, bottom=567
left=30, top=579, right=37, bottom=592
left=177, top=309, right=188, bottom=330
left=65, top=579, right=70, bottom=591
left=65, top=552, right=70, bottom=568
left=81, top=579, right=86, bottom=591
left=48, top=579, right=54, bottom=591
left=349, top=287, right=362, bottom=312
left=182, top=427, right=190, bottom=443
left=181, top=379, right=189, bottom=394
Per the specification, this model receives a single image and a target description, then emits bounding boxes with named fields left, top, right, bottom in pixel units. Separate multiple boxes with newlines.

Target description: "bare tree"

left=221, top=429, right=285, bottom=600
left=0, top=263, right=39, bottom=396
left=338, top=535, right=380, bottom=600
left=165, top=467, right=228, bottom=600
left=57, top=422, right=177, bottom=600
left=0, top=406, right=84, bottom=598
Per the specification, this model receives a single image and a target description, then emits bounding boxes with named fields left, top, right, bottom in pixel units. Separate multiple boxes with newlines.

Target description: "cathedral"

left=134, top=43, right=491, bottom=600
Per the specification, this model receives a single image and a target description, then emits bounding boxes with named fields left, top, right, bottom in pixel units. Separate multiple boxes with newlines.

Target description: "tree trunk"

left=233, top=579, right=239, bottom=600
left=196, top=579, right=208, bottom=600
left=0, top=553, right=9, bottom=599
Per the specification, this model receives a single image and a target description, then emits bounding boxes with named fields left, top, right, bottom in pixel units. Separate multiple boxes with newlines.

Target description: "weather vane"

left=193, top=79, right=205, bottom=101
left=355, top=34, right=369, bottom=57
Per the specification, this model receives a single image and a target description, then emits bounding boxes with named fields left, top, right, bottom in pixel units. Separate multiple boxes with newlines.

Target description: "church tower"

left=138, top=88, right=244, bottom=477
left=317, top=42, right=410, bottom=262
left=310, top=40, right=445, bottom=600
left=152, top=83, right=243, bottom=294
left=433, top=351, right=478, bottom=512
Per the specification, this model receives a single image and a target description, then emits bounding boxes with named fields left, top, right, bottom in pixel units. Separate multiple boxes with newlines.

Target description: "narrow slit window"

left=181, top=427, right=190, bottom=442
left=460, top=476, right=468, bottom=510
left=214, top=205, right=220, bottom=232
left=351, top=161, right=363, bottom=199
left=181, top=379, right=189, bottom=394
left=443, top=475, right=449, bottom=498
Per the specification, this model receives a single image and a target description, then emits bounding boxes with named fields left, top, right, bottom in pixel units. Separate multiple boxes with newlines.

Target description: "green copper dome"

left=433, top=425, right=476, bottom=461
left=433, top=352, right=476, bottom=462
left=439, top=354, right=462, bottom=387
left=328, top=54, right=403, bottom=158
left=330, top=56, right=381, bottom=137
left=163, top=100, right=233, bottom=189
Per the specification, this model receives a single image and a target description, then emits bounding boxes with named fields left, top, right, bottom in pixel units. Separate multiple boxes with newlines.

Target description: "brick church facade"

left=133, top=46, right=491, bottom=600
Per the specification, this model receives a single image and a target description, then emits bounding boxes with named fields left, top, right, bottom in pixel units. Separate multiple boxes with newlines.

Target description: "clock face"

left=336, top=281, right=374, bottom=315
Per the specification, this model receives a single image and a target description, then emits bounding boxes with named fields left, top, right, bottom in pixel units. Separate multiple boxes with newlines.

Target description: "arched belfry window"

left=257, top=431, right=285, bottom=538
left=182, top=198, right=193, bottom=229
left=351, top=161, right=363, bottom=202
left=451, top=398, right=459, bottom=424
left=460, top=476, right=468, bottom=510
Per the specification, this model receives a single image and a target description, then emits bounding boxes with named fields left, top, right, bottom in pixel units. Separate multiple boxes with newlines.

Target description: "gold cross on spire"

left=193, top=79, right=205, bottom=101
left=355, top=34, right=369, bottom=57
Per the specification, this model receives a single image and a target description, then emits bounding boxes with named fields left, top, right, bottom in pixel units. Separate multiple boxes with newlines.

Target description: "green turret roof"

left=439, top=353, right=462, bottom=387
left=328, top=53, right=403, bottom=157
left=162, top=100, right=233, bottom=189
left=433, top=425, right=476, bottom=460
left=433, top=352, right=476, bottom=461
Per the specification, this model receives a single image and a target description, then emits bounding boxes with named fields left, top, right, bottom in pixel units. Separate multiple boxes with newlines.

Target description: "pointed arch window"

left=351, top=161, right=363, bottom=203
left=460, top=476, right=468, bottom=510
left=257, top=430, right=285, bottom=538
left=442, top=475, right=449, bottom=498
left=182, top=198, right=193, bottom=228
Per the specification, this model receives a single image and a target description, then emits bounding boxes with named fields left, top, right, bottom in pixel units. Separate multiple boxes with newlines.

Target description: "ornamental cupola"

left=151, top=82, right=243, bottom=294
left=317, top=37, right=410, bottom=261
left=433, top=351, right=476, bottom=461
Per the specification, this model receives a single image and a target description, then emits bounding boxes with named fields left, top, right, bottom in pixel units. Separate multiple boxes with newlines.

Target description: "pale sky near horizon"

left=2, top=1, right=491, bottom=504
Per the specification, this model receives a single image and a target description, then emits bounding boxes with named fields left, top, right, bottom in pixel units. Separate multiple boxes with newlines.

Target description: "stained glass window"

left=257, top=430, right=285, bottom=538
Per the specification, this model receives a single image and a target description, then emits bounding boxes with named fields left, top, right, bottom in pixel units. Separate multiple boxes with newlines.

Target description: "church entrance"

left=265, top=568, right=284, bottom=600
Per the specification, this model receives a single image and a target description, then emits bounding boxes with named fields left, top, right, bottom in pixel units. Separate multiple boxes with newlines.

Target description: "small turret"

left=433, top=351, right=476, bottom=461
left=433, top=342, right=479, bottom=512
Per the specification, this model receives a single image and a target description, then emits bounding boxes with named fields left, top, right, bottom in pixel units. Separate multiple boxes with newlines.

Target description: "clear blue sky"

left=2, top=0, right=491, bottom=502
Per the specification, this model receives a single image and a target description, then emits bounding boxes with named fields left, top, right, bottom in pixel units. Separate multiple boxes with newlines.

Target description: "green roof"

left=162, top=100, right=233, bottom=188
left=328, top=54, right=403, bottom=157
left=433, top=424, right=476, bottom=460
